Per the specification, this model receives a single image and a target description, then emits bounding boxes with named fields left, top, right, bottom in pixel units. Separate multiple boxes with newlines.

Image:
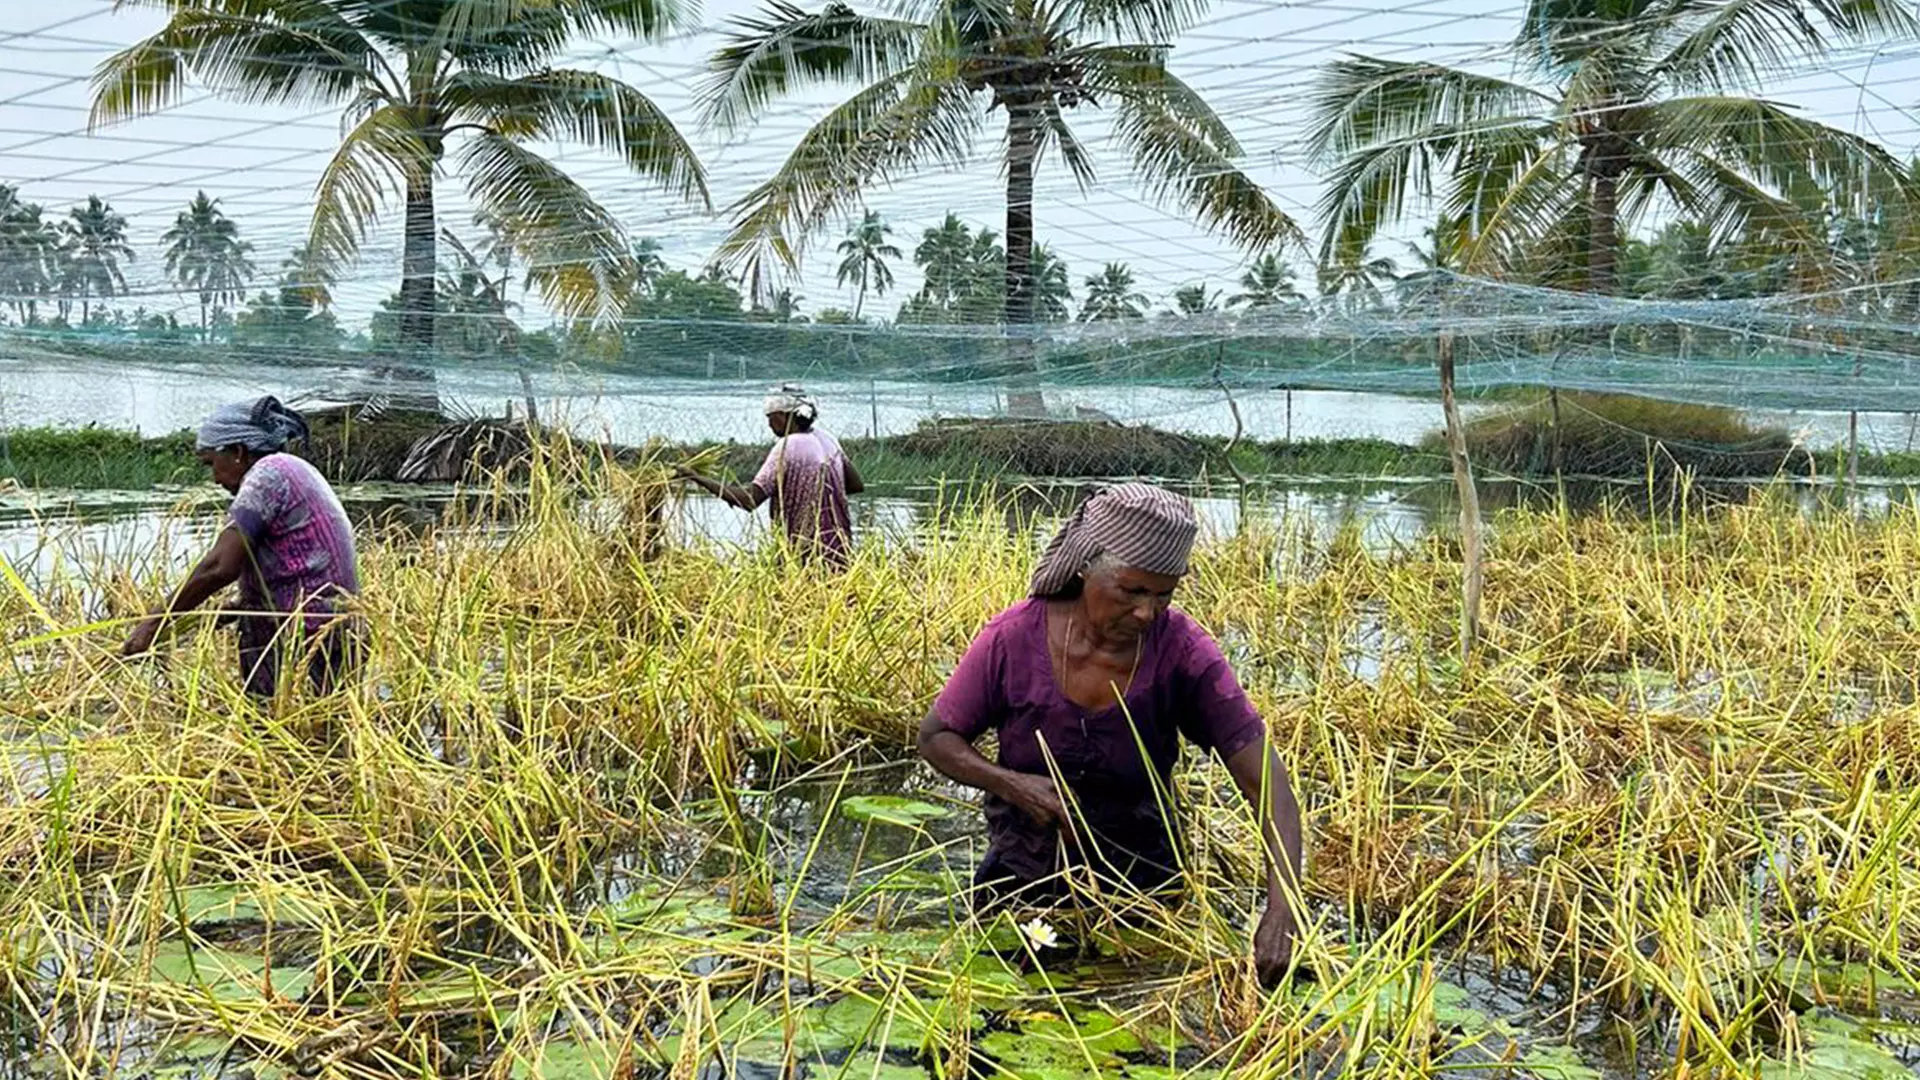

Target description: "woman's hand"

left=996, top=771, right=1068, bottom=830
left=1253, top=900, right=1298, bottom=988
left=121, top=616, right=162, bottom=658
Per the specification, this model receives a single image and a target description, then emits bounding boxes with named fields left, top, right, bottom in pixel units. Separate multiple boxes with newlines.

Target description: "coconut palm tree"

left=1030, top=244, right=1073, bottom=322
left=1172, top=283, right=1219, bottom=315
left=902, top=214, right=1005, bottom=323
left=1306, top=0, right=1919, bottom=295
left=699, top=0, right=1301, bottom=332
left=162, top=191, right=256, bottom=340
left=914, top=214, right=976, bottom=313
left=835, top=211, right=902, bottom=319
left=1316, top=241, right=1398, bottom=314
left=1080, top=263, right=1147, bottom=321
left=0, top=185, right=62, bottom=325
left=1228, top=253, right=1302, bottom=311
left=60, top=196, right=134, bottom=326
left=93, top=0, right=710, bottom=353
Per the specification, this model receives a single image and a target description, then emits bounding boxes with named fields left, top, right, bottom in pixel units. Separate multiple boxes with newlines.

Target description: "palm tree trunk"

left=390, top=172, right=442, bottom=412
left=1004, top=100, right=1044, bottom=417
left=1584, top=128, right=1626, bottom=295
left=1589, top=171, right=1619, bottom=295
left=400, top=175, right=437, bottom=354
left=201, top=299, right=209, bottom=343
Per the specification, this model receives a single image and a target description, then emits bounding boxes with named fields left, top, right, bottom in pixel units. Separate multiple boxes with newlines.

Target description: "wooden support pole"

left=1439, top=331, right=1483, bottom=663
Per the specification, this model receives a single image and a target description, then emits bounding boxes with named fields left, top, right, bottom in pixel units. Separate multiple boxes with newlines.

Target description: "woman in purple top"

left=677, top=384, right=865, bottom=566
left=919, top=483, right=1303, bottom=986
left=123, top=397, right=361, bottom=698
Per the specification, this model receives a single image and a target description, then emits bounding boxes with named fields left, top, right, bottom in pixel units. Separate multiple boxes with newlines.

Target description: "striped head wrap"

left=1028, top=483, right=1198, bottom=597
left=762, top=383, right=818, bottom=422
left=196, top=395, right=309, bottom=453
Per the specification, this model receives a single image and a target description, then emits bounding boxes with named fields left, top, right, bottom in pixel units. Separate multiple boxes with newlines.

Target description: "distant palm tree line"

left=0, top=0, right=1906, bottom=348
left=6, top=187, right=1916, bottom=338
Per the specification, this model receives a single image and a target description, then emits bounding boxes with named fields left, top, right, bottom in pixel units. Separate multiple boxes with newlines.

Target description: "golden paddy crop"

left=0, top=461, right=1915, bottom=1079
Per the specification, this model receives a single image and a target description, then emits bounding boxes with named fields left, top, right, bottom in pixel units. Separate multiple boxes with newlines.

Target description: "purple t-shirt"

left=228, top=453, right=359, bottom=632
left=752, top=428, right=852, bottom=563
left=934, top=598, right=1265, bottom=885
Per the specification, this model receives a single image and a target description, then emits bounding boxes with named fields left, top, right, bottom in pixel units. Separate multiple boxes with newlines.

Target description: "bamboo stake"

left=1439, top=331, right=1483, bottom=662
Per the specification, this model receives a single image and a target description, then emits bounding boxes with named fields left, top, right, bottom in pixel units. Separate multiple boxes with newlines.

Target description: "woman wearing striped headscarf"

left=121, top=396, right=360, bottom=699
left=918, top=483, right=1303, bottom=986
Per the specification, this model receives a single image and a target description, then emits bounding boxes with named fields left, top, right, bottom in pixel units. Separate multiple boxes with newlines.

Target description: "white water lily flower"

left=1021, top=917, right=1060, bottom=950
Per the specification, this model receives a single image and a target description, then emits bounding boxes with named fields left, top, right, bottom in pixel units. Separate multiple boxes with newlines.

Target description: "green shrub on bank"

left=1430, top=393, right=1811, bottom=479
left=688, top=419, right=1428, bottom=487
left=0, top=427, right=199, bottom=488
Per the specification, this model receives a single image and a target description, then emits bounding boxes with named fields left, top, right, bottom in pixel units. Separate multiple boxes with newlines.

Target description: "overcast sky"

left=2, top=0, right=1918, bottom=330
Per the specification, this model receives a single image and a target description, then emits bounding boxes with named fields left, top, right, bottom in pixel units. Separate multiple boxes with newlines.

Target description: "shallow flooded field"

left=0, top=469, right=1916, bottom=1079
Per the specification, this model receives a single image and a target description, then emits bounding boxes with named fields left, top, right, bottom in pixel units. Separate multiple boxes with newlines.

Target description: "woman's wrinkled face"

left=767, top=412, right=793, bottom=437
left=1079, top=562, right=1180, bottom=643
left=201, top=447, right=253, bottom=494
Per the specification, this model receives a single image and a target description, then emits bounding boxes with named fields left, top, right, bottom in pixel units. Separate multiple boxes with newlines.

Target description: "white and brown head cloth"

left=1028, top=483, right=1199, bottom=597
left=762, top=383, right=818, bottom=422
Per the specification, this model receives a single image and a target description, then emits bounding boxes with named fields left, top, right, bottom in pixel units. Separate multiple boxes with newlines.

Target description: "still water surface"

left=3, top=355, right=1909, bottom=451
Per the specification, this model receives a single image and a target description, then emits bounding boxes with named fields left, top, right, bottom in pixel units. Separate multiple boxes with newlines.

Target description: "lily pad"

left=840, top=796, right=950, bottom=828
left=143, top=941, right=315, bottom=1003
left=1757, top=1031, right=1912, bottom=1080
left=587, top=886, right=733, bottom=930
left=1519, top=1043, right=1604, bottom=1080
left=978, top=1028, right=1124, bottom=1076
left=506, top=1037, right=627, bottom=1080
left=814, top=994, right=955, bottom=1052
left=165, top=882, right=329, bottom=928
left=1020, top=1010, right=1143, bottom=1056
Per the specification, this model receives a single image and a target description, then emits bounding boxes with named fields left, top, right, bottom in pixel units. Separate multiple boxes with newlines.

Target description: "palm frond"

left=1055, top=0, right=1210, bottom=46
left=305, top=103, right=430, bottom=276
left=711, top=70, right=982, bottom=282
left=1040, top=101, right=1098, bottom=193
left=1654, top=0, right=1918, bottom=91
left=430, top=0, right=686, bottom=47
left=699, top=0, right=927, bottom=132
left=91, top=6, right=378, bottom=129
left=444, top=69, right=710, bottom=208
left=1304, top=54, right=1550, bottom=166
left=1437, top=119, right=1573, bottom=273
left=457, top=132, right=634, bottom=321
left=432, top=0, right=690, bottom=74
left=1647, top=95, right=1920, bottom=217
left=1314, top=135, right=1436, bottom=266
left=1097, top=58, right=1302, bottom=252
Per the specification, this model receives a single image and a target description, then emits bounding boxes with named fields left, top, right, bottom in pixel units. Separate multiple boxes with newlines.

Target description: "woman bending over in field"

left=677, top=384, right=864, bottom=566
left=918, top=483, right=1303, bottom=986
left=122, top=396, right=360, bottom=699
